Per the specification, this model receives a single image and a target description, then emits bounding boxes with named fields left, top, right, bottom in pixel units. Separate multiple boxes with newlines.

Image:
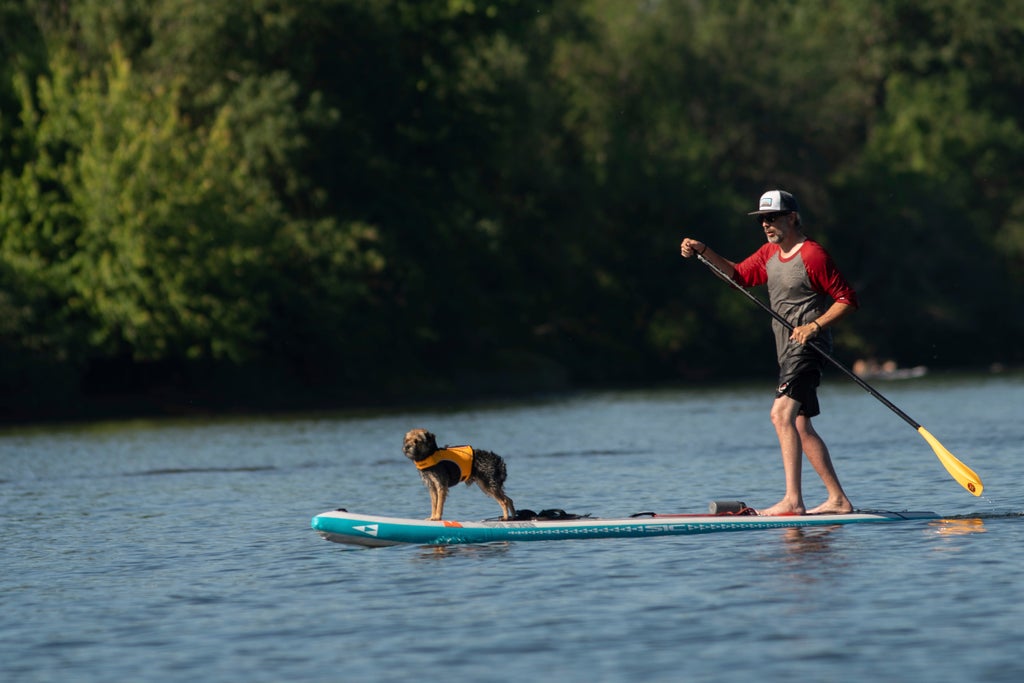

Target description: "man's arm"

left=791, top=301, right=855, bottom=345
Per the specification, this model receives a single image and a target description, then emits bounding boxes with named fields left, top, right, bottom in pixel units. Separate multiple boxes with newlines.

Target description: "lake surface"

left=3, top=372, right=1023, bottom=682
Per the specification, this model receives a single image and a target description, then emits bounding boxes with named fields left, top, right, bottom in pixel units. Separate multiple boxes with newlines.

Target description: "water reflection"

left=413, top=542, right=512, bottom=561
left=930, top=518, right=987, bottom=535
left=779, top=525, right=841, bottom=557
left=752, top=526, right=848, bottom=585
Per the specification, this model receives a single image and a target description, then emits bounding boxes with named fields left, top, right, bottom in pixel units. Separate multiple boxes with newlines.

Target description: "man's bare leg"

left=758, top=395, right=806, bottom=516
left=798, top=415, right=853, bottom=514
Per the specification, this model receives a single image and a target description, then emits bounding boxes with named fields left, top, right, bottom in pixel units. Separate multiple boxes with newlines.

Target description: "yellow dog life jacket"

left=414, top=445, right=474, bottom=483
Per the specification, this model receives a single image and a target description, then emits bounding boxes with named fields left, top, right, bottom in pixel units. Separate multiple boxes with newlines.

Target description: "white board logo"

left=353, top=524, right=379, bottom=537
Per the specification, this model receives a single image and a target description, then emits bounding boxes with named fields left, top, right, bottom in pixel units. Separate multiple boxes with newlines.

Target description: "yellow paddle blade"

left=917, top=426, right=983, bottom=496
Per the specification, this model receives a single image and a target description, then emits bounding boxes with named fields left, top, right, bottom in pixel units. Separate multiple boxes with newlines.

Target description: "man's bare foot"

left=807, top=498, right=854, bottom=515
left=758, top=500, right=806, bottom=516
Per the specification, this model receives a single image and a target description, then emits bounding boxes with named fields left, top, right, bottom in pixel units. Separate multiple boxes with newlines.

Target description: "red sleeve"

left=731, top=243, right=776, bottom=287
left=801, top=241, right=859, bottom=308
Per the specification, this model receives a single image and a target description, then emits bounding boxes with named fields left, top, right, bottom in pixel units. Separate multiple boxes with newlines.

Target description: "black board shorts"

left=776, top=371, right=821, bottom=417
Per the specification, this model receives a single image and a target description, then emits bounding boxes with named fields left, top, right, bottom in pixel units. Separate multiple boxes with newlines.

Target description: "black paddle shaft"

left=695, top=253, right=923, bottom=431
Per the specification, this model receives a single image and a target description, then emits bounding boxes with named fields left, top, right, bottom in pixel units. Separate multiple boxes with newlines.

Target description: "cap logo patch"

left=760, top=198, right=774, bottom=209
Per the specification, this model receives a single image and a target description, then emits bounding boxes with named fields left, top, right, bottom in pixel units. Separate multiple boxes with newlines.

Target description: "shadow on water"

left=126, top=466, right=277, bottom=476
left=518, top=448, right=655, bottom=459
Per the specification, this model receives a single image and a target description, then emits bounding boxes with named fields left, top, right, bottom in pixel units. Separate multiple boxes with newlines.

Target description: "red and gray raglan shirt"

left=732, top=239, right=859, bottom=382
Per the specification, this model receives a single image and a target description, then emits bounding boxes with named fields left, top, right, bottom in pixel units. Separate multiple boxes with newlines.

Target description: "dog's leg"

left=497, top=493, right=515, bottom=521
left=433, top=485, right=447, bottom=520
left=427, top=479, right=442, bottom=520
left=478, top=482, right=515, bottom=520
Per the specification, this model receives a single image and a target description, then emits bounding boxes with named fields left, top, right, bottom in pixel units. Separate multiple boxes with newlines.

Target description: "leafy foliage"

left=2, top=0, right=1023, bottom=418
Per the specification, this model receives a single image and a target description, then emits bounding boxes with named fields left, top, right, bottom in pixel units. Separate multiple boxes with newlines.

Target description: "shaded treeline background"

left=2, top=0, right=1023, bottom=422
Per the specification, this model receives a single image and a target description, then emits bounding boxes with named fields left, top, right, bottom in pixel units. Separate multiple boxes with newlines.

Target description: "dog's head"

left=403, top=429, right=438, bottom=462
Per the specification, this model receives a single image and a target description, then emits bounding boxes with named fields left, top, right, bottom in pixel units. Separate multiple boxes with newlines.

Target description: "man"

left=680, top=190, right=858, bottom=515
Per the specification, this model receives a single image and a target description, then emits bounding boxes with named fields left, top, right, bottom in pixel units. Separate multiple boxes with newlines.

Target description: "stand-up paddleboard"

left=311, top=502, right=939, bottom=548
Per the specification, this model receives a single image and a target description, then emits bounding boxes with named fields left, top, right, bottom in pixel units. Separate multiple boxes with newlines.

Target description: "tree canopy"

left=2, top=0, right=1023, bottom=420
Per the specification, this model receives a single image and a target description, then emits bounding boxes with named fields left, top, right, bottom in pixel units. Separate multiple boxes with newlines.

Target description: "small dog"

left=403, top=428, right=515, bottom=521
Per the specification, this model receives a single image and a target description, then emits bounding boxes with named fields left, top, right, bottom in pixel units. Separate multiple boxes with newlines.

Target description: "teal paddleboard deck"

left=311, top=508, right=939, bottom=547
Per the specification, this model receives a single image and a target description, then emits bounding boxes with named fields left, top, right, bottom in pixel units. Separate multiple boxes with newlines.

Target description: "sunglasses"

left=758, top=212, right=791, bottom=225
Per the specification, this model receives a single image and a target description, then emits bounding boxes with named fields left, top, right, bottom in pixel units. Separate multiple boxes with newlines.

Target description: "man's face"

left=760, top=212, right=793, bottom=244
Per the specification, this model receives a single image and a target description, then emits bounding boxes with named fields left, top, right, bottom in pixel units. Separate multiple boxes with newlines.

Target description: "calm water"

left=2, top=372, right=1023, bottom=683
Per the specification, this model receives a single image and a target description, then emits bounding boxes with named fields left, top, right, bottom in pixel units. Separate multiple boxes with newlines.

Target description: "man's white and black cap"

left=748, top=190, right=800, bottom=215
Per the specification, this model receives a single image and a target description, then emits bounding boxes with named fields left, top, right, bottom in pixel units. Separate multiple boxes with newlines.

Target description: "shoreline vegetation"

left=3, top=2, right=1024, bottom=426
left=3, top=361, right=1017, bottom=430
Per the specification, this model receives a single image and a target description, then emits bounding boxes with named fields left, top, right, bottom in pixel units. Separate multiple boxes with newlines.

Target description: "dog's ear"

left=423, top=431, right=438, bottom=450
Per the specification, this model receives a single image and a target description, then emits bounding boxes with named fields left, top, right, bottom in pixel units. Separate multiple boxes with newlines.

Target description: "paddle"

left=695, top=253, right=984, bottom=496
